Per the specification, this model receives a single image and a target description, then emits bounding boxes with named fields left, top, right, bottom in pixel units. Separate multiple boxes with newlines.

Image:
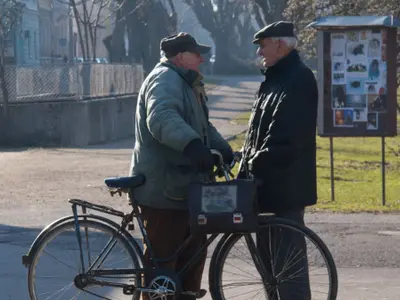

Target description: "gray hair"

left=272, top=37, right=298, bottom=49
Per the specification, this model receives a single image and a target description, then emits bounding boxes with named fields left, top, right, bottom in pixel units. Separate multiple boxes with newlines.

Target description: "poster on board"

left=328, top=28, right=390, bottom=133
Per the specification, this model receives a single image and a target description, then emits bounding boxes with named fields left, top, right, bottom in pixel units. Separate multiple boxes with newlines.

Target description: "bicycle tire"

left=27, top=219, right=143, bottom=300
left=209, top=217, right=338, bottom=300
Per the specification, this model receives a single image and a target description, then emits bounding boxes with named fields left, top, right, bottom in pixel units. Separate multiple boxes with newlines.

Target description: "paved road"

left=1, top=75, right=400, bottom=299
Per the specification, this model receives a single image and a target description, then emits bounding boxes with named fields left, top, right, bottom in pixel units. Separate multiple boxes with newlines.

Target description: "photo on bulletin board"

left=359, top=30, right=370, bottom=41
left=367, top=112, right=378, bottom=130
left=332, top=84, right=346, bottom=108
left=345, top=94, right=367, bottom=108
left=332, top=72, right=346, bottom=85
left=346, top=31, right=359, bottom=42
left=346, top=61, right=368, bottom=77
left=346, top=77, right=365, bottom=95
left=365, top=81, right=379, bottom=94
left=331, top=33, right=346, bottom=59
left=368, top=33, right=381, bottom=57
left=367, top=58, right=381, bottom=81
left=368, top=94, right=387, bottom=112
left=332, top=61, right=346, bottom=72
left=353, top=108, right=367, bottom=122
left=346, top=42, right=368, bottom=61
left=334, top=109, right=354, bottom=127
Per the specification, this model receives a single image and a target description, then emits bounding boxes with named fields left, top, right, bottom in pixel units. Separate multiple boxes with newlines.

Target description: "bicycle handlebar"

left=210, top=149, right=239, bottom=169
left=210, top=149, right=242, bottom=181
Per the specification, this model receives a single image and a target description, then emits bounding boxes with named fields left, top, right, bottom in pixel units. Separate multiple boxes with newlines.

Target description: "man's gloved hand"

left=183, top=139, right=214, bottom=172
left=221, top=147, right=234, bottom=165
left=212, top=147, right=234, bottom=167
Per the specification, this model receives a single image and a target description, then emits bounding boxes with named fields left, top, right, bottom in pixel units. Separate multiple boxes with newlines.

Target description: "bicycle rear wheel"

left=28, top=219, right=142, bottom=300
left=209, top=217, right=338, bottom=300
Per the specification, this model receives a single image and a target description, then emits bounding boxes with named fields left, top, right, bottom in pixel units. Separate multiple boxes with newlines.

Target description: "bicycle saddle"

left=104, top=174, right=146, bottom=189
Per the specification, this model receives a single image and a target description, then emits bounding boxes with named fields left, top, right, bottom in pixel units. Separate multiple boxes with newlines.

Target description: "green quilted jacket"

left=129, top=61, right=231, bottom=210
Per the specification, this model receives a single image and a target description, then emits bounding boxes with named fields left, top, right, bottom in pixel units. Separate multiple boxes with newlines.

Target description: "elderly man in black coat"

left=239, top=21, right=318, bottom=299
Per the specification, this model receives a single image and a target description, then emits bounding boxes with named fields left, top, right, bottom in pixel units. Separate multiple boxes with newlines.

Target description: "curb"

left=226, top=129, right=248, bottom=142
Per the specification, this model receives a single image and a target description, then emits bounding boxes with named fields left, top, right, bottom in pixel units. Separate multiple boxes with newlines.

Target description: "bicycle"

left=22, top=149, right=338, bottom=300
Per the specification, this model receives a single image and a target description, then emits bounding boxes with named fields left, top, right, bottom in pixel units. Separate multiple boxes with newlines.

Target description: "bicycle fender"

left=21, top=214, right=144, bottom=268
left=22, top=215, right=75, bottom=267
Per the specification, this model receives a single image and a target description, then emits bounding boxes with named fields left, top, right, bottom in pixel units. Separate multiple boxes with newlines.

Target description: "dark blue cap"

left=253, top=21, right=296, bottom=44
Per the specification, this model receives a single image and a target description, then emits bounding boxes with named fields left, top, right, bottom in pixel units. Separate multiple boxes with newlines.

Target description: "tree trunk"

left=81, top=0, right=91, bottom=60
left=0, top=39, right=9, bottom=119
left=72, top=3, right=87, bottom=59
left=104, top=2, right=127, bottom=63
left=253, top=4, right=266, bottom=28
left=254, top=0, right=288, bottom=24
left=213, top=33, right=233, bottom=74
left=92, top=27, right=97, bottom=61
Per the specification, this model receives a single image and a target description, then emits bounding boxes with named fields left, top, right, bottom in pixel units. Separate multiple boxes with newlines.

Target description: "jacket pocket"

left=164, top=164, right=193, bottom=201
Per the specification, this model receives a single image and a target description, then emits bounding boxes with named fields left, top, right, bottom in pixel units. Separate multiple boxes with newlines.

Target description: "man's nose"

left=199, top=55, right=205, bottom=63
left=256, top=47, right=262, bottom=56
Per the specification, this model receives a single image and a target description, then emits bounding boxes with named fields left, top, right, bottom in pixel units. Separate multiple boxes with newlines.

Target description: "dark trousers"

left=139, top=206, right=207, bottom=300
left=256, top=210, right=311, bottom=300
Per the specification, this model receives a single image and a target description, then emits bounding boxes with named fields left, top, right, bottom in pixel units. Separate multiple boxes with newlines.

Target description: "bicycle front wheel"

left=28, top=219, right=142, bottom=300
left=209, top=217, right=338, bottom=300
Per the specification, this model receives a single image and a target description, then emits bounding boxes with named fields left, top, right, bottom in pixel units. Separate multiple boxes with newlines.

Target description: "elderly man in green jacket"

left=130, top=32, right=233, bottom=299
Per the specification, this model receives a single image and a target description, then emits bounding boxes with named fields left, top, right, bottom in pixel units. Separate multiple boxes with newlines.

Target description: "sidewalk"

left=1, top=75, right=400, bottom=299
left=206, top=75, right=262, bottom=138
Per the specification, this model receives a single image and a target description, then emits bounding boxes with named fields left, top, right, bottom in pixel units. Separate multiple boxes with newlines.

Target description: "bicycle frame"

left=69, top=152, right=238, bottom=283
left=66, top=150, right=266, bottom=292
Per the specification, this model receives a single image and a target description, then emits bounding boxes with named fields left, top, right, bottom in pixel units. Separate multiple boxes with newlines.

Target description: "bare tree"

left=0, top=0, right=24, bottom=118
left=183, top=0, right=257, bottom=74
left=59, top=0, right=125, bottom=61
left=103, top=0, right=177, bottom=73
left=251, top=0, right=290, bottom=26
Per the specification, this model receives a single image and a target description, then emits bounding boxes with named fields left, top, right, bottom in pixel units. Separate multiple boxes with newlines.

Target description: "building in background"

left=38, top=0, right=52, bottom=62
left=15, top=0, right=40, bottom=65
left=52, top=0, right=70, bottom=62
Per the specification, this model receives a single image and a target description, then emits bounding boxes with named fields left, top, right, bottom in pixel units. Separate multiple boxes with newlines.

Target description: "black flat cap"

left=253, top=21, right=296, bottom=44
left=160, top=32, right=211, bottom=56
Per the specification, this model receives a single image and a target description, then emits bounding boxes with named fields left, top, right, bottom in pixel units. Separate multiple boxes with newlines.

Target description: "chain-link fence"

left=0, top=63, right=144, bottom=102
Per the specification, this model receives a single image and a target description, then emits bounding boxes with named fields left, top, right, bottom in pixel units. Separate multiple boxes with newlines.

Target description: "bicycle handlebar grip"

left=210, top=149, right=224, bottom=165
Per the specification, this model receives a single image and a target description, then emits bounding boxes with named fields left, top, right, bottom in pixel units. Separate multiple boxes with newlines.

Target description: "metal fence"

left=0, top=63, right=144, bottom=102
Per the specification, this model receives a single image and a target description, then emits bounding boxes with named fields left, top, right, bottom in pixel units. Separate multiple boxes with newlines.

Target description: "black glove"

left=213, top=147, right=234, bottom=166
left=183, top=139, right=214, bottom=172
left=222, top=147, right=234, bottom=165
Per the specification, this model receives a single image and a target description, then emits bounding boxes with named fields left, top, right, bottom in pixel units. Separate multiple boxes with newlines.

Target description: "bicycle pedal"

left=182, top=289, right=207, bottom=299
left=123, top=286, right=135, bottom=295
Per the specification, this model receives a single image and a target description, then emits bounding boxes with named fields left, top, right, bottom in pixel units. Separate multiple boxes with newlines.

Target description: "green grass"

left=230, top=113, right=251, bottom=126
left=228, top=114, right=400, bottom=213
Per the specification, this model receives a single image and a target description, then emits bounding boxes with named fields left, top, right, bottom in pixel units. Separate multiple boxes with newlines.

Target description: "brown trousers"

left=139, top=205, right=207, bottom=300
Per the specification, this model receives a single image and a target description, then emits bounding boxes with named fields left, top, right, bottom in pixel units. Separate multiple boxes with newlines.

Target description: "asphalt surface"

left=1, top=75, right=400, bottom=299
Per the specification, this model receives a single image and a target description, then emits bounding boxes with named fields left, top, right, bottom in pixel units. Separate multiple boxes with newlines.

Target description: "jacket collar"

left=159, top=61, right=202, bottom=86
left=261, top=49, right=301, bottom=78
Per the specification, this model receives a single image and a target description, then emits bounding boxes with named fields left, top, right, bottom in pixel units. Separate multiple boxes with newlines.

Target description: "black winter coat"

left=240, top=50, right=318, bottom=213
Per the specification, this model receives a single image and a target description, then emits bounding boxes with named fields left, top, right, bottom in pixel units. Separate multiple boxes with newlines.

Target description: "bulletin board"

left=316, top=27, right=398, bottom=137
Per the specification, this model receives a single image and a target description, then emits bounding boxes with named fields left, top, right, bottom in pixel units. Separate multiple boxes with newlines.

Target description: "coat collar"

left=261, top=49, right=301, bottom=78
left=159, top=61, right=203, bottom=87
